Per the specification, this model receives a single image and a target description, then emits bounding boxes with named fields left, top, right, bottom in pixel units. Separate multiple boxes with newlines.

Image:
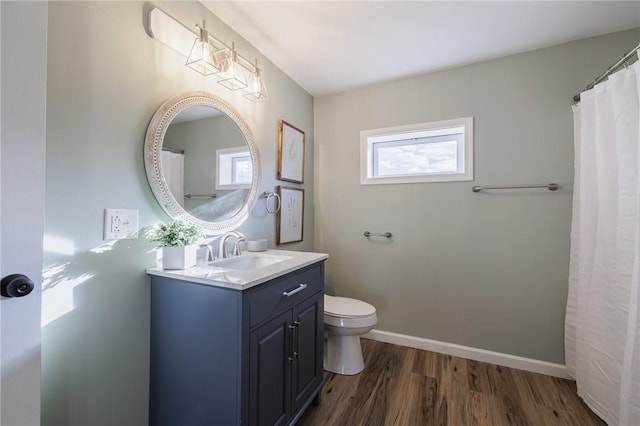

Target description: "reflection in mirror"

left=163, top=106, right=251, bottom=222
left=145, top=91, right=260, bottom=235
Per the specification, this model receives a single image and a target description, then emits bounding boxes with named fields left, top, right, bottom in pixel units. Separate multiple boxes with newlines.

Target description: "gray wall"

left=314, top=28, right=640, bottom=364
left=42, top=2, right=313, bottom=425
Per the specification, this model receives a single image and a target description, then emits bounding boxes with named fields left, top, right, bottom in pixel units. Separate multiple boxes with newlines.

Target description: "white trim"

left=363, top=329, right=570, bottom=379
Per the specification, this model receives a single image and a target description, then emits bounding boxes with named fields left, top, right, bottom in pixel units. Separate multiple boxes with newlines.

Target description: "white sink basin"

left=148, top=249, right=329, bottom=290
left=209, top=254, right=292, bottom=270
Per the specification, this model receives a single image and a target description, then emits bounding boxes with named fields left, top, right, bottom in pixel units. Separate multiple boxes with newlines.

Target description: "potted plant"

left=148, top=220, right=202, bottom=270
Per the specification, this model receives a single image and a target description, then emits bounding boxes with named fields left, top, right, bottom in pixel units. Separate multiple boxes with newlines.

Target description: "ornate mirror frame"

left=144, top=91, right=261, bottom=235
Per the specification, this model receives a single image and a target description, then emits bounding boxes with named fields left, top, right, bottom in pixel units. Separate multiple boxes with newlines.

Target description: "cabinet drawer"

left=249, top=264, right=323, bottom=328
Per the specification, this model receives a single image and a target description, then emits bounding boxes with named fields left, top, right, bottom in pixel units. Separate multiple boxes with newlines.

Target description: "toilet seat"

left=324, top=295, right=376, bottom=319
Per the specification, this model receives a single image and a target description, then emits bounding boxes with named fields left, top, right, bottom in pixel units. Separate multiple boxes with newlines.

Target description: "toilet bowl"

left=324, top=294, right=377, bottom=375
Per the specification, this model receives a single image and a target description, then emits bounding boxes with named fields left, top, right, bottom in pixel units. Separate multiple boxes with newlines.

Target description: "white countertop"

left=146, top=249, right=328, bottom=291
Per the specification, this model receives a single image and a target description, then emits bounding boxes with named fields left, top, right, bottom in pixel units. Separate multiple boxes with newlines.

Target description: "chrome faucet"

left=218, top=231, right=245, bottom=259
left=199, top=243, right=215, bottom=262
left=233, top=237, right=246, bottom=256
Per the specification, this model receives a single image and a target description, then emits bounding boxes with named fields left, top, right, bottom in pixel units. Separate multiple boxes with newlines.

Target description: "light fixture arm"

left=197, top=21, right=208, bottom=43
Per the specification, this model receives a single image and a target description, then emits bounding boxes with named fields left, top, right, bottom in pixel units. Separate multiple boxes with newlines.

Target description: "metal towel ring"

left=264, top=192, right=281, bottom=214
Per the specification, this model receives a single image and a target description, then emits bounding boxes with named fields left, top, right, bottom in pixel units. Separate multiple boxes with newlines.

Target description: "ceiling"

left=202, top=1, right=640, bottom=96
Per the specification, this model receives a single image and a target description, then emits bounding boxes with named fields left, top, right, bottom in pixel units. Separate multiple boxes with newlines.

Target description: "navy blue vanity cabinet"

left=249, top=291, right=323, bottom=426
left=149, top=261, right=324, bottom=426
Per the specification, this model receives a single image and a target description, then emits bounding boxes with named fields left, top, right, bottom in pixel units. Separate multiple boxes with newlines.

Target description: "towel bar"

left=364, top=231, right=392, bottom=238
left=472, top=183, right=559, bottom=193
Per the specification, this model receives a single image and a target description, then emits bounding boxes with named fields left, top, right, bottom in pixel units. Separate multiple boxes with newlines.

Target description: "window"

left=216, top=147, right=252, bottom=190
left=360, top=117, right=473, bottom=185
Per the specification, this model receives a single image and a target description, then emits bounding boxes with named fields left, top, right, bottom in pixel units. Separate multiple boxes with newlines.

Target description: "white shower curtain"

left=161, top=150, right=185, bottom=207
left=566, top=60, right=640, bottom=425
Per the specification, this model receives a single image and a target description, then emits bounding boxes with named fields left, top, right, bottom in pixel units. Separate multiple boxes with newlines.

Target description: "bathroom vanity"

left=147, top=250, right=327, bottom=426
left=143, top=92, right=325, bottom=424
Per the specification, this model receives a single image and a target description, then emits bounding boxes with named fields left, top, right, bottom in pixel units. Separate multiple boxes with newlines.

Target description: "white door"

left=0, top=2, right=48, bottom=425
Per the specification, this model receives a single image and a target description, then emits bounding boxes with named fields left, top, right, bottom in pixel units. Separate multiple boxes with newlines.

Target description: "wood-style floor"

left=297, top=339, right=604, bottom=426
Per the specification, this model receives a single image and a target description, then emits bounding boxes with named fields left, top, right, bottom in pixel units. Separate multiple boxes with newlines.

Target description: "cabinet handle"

left=282, top=283, right=307, bottom=298
left=293, top=321, right=301, bottom=359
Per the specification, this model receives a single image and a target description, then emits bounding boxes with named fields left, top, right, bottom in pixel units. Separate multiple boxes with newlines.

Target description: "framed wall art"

left=277, top=120, right=305, bottom=184
left=276, top=186, right=304, bottom=244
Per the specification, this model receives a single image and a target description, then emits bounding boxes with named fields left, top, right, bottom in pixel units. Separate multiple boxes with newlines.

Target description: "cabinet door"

left=249, top=310, right=292, bottom=426
left=291, top=293, right=323, bottom=415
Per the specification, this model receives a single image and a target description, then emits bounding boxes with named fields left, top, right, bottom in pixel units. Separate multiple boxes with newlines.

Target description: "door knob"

left=1, top=274, right=35, bottom=298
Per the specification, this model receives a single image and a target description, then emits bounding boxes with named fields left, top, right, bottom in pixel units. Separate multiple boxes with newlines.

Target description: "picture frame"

left=276, top=186, right=304, bottom=245
left=277, top=120, right=305, bottom=184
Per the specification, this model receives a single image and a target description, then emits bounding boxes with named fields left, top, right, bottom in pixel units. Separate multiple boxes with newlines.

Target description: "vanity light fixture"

left=218, top=42, right=248, bottom=91
left=243, top=59, right=269, bottom=102
left=185, top=21, right=221, bottom=76
left=147, top=7, right=268, bottom=101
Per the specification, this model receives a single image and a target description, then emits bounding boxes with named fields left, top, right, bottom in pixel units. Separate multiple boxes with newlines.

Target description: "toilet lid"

left=324, top=295, right=376, bottom=318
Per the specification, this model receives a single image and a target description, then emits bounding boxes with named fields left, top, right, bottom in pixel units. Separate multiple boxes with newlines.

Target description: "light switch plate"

left=104, top=209, right=139, bottom=240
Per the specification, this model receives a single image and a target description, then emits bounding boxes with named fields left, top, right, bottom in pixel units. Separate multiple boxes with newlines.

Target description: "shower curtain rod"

left=162, top=146, right=184, bottom=154
left=573, top=42, right=640, bottom=102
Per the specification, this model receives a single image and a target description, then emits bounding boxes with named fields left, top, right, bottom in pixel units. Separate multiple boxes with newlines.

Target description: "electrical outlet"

left=104, top=209, right=139, bottom=240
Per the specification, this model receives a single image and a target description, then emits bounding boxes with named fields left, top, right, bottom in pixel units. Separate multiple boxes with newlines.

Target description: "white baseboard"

left=363, top=329, right=570, bottom=379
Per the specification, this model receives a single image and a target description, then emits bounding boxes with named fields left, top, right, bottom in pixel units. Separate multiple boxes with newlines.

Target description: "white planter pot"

left=162, top=245, right=198, bottom=270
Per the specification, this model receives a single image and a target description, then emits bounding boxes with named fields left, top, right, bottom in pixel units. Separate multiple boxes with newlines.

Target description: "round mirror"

left=144, top=91, right=260, bottom=235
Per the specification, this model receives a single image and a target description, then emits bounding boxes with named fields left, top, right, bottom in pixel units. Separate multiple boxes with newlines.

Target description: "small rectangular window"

left=361, top=117, right=473, bottom=185
left=216, top=147, right=252, bottom=190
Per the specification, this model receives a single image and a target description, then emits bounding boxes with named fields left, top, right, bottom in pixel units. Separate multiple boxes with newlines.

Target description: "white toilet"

left=323, top=294, right=377, bottom=375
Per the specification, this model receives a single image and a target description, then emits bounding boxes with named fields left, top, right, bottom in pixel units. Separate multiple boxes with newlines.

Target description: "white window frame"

left=360, top=117, right=473, bottom=185
left=215, top=147, right=252, bottom=190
